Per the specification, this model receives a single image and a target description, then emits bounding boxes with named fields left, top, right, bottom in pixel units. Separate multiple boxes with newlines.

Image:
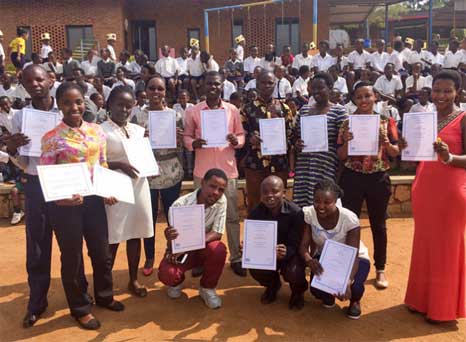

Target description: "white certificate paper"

left=122, top=137, right=159, bottom=178
left=170, top=204, right=206, bottom=254
left=402, top=112, right=437, bottom=161
left=348, top=115, right=380, bottom=156
left=310, top=240, right=357, bottom=295
left=37, top=163, right=94, bottom=202
left=93, top=165, right=135, bottom=204
left=242, top=220, right=277, bottom=271
left=148, top=110, right=177, bottom=149
left=259, top=118, right=287, bottom=156
left=301, top=115, right=329, bottom=153
left=20, top=109, right=60, bottom=157
left=201, top=109, right=228, bottom=148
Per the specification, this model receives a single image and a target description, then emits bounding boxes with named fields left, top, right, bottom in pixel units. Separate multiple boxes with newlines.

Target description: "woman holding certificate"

left=404, top=70, right=466, bottom=323
left=293, top=72, right=347, bottom=207
left=41, top=82, right=124, bottom=330
left=337, top=81, right=400, bottom=289
left=133, top=75, right=184, bottom=276
left=101, top=85, right=154, bottom=297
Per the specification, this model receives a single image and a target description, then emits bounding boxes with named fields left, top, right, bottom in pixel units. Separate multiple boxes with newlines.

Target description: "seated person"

left=299, top=179, right=371, bottom=320
left=247, top=176, right=307, bottom=310
left=158, top=168, right=228, bottom=309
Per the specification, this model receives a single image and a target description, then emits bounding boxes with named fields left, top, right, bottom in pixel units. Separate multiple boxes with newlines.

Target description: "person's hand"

left=165, top=251, right=183, bottom=265
left=295, top=138, right=305, bottom=152
left=192, top=138, right=207, bottom=149
left=104, top=196, right=118, bottom=205
left=249, top=133, right=262, bottom=148
left=4, top=133, right=30, bottom=153
left=276, top=244, right=287, bottom=260
left=227, top=133, right=238, bottom=146
left=398, top=137, right=408, bottom=151
left=164, top=226, right=179, bottom=241
left=433, top=138, right=450, bottom=162
left=117, top=162, right=139, bottom=178
left=56, top=194, right=83, bottom=206
left=336, top=284, right=352, bottom=301
left=306, top=258, right=324, bottom=276
left=342, top=129, right=354, bottom=143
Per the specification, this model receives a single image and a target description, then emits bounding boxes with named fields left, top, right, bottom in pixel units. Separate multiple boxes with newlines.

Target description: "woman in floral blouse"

left=337, top=81, right=400, bottom=290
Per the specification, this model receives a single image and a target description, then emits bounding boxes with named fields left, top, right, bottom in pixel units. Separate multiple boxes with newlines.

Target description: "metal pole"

left=428, top=0, right=433, bottom=46
left=204, top=10, right=210, bottom=52
left=80, top=39, right=83, bottom=62
left=313, top=0, right=318, bottom=44
left=384, top=3, right=389, bottom=45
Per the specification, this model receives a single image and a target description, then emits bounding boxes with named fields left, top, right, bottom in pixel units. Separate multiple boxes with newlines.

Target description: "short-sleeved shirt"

left=9, top=37, right=26, bottom=55
left=224, top=59, right=244, bottom=75
left=243, top=56, right=262, bottom=74
left=347, top=50, right=371, bottom=70
left=170, top=188, right=227, bottom=234
left=405, top=75, right=429, bottom=91
left=0, top=43, right=5, bottom=59
left=40, top=120, right=107, bottom=176
left=373, top=75, right=403, bottom=97
left=303, top=205, right=369, bottom=259
left=155, top=56, right=180, bottom=78
left=311, top=53, right=336, bottom=72
left=249, top=199, right=305, bottom=261
left=369, top=51, right=390, bottom=73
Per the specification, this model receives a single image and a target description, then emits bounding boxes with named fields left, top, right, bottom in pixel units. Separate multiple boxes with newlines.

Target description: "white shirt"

left=272, top=77, right=292, bottom=99
left=425, top=51, right=444, bottom=66
left=223, top=80, right=237, bottom=101
left=13, top=83, right=31, bottom=101
left=176, top=57, right=189, bottom=76
left=130, top=104, right=147, bottom=122
left=407, top=50, right=431, bottom=68
left=244, top=79, right=256, bottom=91
left=22, top=61, right=33, bottom=70
left=115, top=61, right=131, bottom=71
left=405, top=75, right=428, bottom=91
left=81, top=60, right=97, bottom=76
left=0, top=85, right=17, bottom=102
left=235, top=45, right=244, bottom=61
left=173, top=102, right=194, bottom=125
left=311, top=53, right=336, bottom=72
left=101, top=85, right=111, bottom=101
left=0, top=43, right=4, bottom=58
left=292, top=76, right=309, bottom=97
left=373, top=75, right=403, bottom=96
left=443, top=50, right=464, bottom=68
left=389, top=51, right=404, bottom=71
left=400, top=48, right=412, bottom=64
left=49, top=81, right=61, bottom=98
left=187, top=54, right=204, bottom=77
left=107, top=44, right=116, bottom=61
left=155, top=56, right=180, bottom=78
left=260, top=56, right=281, bottom=72
left=204, top=58, right=219, bottom=72
left=370, top=51, right=390, bottom=73
left=0, top=109, right=15, bottom=133
left=347, top=50, right=371, bottom=70
left=411, top=102, right=436, bottom=113
left=424, top=75, right=433, bottom=89
left=40, top=44, right=53, bottom=59
left=333, top=76, right=348, bottom=94
left=112, top=78, right=136, bottom=90
left=243, top=56, right=262, bottom=74
left=129, top=61, right=142, bottom=74
left=292, top=53, right=313, bottom=70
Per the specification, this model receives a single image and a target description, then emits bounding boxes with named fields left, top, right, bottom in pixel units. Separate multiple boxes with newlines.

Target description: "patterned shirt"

left=40, top=120, right=107, bottom=175
left=242, top=98, right=293, bottom=172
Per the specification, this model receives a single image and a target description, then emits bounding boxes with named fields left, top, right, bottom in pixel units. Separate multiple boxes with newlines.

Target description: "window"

left=132, top=21, right=157, bottom=61
left=16, top=26, right=32, bottom=59
left=66, top=25, right=94, bottom=50
left=232, top=19, right=243, bottom=46
left=275, top=18, right=300, bottom=54
left=187, top=28, right=200, bottom=47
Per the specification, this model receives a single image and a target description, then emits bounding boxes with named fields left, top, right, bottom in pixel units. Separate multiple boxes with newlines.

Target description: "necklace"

left=438, top=109, right=461, bottom=132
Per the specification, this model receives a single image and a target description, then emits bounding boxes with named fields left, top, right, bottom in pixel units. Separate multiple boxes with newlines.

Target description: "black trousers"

left=249, top=255, right=308, bottom=294
left=49, top=195, right=113, bottom=318
left=339, top=168, right=392, bottom=270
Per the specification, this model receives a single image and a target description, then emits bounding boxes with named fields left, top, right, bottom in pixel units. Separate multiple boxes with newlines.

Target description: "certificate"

left=242, top=220, right=277, bottom=271
left=170, top=204, right=206, bottom=254
left=201, top=109, right=228, bottom=148
left=348, top=115, right=380, bottom=156
left=122, top=137, right=159, bottom=178
left=20, top=108, right=60, bottom=157
left=402, top=112, right=437, bottom=161
left=300, top=115, right=329, bottom=153
left=37, top=163, right=94, bottom=202
left=93, top=165, right=135, bottom=204
left=259, top=118, right=287, bottom=156
left=310, top=240, right=357, bottom=295
left=148, top=110, right=177, bottom=149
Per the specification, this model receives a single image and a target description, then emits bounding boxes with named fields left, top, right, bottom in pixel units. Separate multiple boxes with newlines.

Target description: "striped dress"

left=292, top=104, right=347, bottom=207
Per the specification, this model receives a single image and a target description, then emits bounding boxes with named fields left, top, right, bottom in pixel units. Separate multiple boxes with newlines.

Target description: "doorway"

left=131, top=21, right=157, bottom=61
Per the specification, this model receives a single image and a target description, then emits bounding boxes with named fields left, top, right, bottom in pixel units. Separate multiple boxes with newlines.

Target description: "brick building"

left=0, top=0, right=330, bottom=63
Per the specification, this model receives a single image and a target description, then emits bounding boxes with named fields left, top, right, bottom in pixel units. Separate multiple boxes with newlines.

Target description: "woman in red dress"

left=403, top=70, right=466, bottom=322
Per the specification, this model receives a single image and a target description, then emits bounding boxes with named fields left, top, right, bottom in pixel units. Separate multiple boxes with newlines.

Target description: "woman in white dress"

left=101, top=85, right=154, bottom=297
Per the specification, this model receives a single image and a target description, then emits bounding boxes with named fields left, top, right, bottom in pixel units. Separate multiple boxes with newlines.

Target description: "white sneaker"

left=199, top=287, right=222, bottom=309
left=167, top=284, right=183, bottom=299
left=11, top=211, right=24, bottom=225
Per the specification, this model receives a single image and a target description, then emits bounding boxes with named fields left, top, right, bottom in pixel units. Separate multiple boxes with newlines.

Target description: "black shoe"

left=75, top=315, right=101, bottom=330
left=260, top=281, right=282, bottom=304
left=230, top=262, right=247, bottom=277
left=322, top=297, right=336, bottom=309
left=84, top=293, right=94, bottom=305
left=191, top=266, right=204, bottom=278
left=22, top=309, right=45, bottom=328
left=97, top=300, right=125, bottom=312
left=346, top=301, right=361, bottom=320
left=288, top=292, right=305, bottom=310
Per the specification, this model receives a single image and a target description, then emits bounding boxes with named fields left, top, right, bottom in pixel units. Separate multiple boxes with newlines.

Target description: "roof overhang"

left=329, top=0, right=406, bottom=25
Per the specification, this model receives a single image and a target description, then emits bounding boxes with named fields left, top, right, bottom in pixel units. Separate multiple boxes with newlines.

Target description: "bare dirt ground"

left=0, top=217, right=465, bottom=342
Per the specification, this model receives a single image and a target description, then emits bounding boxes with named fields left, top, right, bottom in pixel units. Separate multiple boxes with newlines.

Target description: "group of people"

left=0, top=29, right=465, bottom=330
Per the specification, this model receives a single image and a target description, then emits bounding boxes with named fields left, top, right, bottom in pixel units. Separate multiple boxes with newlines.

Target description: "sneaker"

left=346, top=301, right=361, bottom=320
left=11, top=211, right=24, bottom=225
left=167, top=284, right=183, bottom=299
left=375, top=270, right=389, bottom=289
left=322, top=297, right=336, bottom=309
left=260, top=281, right=282, bottom=304
left=199, top=287, right=222, bottom=309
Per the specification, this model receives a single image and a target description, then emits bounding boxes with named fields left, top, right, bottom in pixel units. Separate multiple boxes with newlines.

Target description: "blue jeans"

left=143, top=182, right=182, bottom=261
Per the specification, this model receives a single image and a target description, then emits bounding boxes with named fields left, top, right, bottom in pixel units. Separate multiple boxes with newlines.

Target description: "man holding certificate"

left=247, top=176, right=307, bottom=310
left=158, top=168, right=228, bottom=310
left=183, top=71, right=246, bottom=277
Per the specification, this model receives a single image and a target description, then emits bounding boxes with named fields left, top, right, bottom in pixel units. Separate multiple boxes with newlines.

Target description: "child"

left=8, top=28, right=28, bottom=76
left=89, top=93, right=108, bottom=124
left=172, top=90, right=194, bottom=179
left=285, top=98, right=299, bottom=178
left=273, top=65, right=292, bottom=100
left=411, top=87, right=435, bottom=113
left=106, top=33, right=117, bottom=61
left=224, top=48, right=244, bottom=88
left=292, top=65, right=310, bottom=106
left=39, top=33, right=52, bottom=63
left=130, top=90, right=148, bottom=124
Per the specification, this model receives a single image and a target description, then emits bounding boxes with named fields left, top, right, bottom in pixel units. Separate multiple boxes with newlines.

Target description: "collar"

left=58, top=119, right=89, bottom=132
left=201, top=99, right=225, bottom=110
left=259, top=199, right=291, bottom=216
left=27, top=96, right=58, bottom=111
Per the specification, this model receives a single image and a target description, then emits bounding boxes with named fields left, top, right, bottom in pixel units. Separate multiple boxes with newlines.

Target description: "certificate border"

left=301, top=114, right=329, bottom=153
left=259, top=117, right=287, bottom=156
left=200, top=109, right=228, bottom=148
left=402, top=112, right=438, bottom=161
left=170, top=204, right=206, bottom=254
left=148, top=110, right=177, bottom=149
left=348, top=115, right=380, bottom=156
left=93, top=165, right=135, bottom=204
left=122, top=137, right=160, bottom=178
left=242, top=219, right=277, bottom=270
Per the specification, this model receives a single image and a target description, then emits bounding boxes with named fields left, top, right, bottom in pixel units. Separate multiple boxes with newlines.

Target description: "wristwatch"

left=441, top=153, right=453, bottom=165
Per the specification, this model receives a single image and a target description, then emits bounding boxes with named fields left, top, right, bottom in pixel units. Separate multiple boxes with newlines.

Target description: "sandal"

left=128, top=282, right=148, bottom=298
left=76, top=314, right=101, bottom=330
left=375, top=270, right=389, bottom=289
left=143, top=258, right=154, bottom=276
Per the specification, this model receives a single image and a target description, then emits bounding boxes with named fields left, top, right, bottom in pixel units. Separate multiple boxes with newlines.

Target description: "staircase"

left=71, top=39, right=100, bottom=62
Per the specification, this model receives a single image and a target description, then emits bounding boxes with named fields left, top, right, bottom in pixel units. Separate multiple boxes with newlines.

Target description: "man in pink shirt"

left=184, top=71, right=246, bottom=276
